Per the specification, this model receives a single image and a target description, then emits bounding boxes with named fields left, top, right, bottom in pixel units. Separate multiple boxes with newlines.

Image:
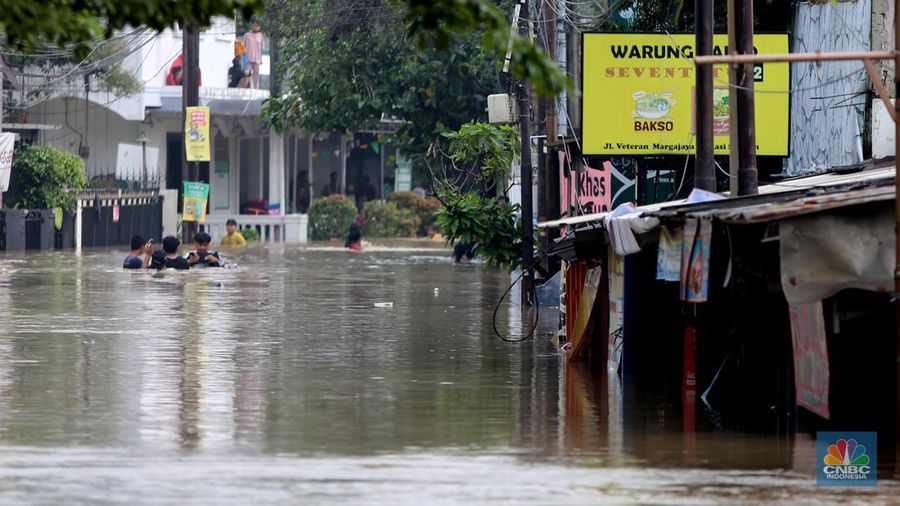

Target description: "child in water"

left=345, top=215, right=363, bottom=251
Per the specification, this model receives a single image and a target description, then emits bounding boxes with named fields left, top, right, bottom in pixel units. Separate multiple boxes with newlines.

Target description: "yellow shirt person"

left=221, top=219, right=247, bottom=246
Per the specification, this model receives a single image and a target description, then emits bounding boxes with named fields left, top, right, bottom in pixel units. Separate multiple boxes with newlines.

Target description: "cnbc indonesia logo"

left=818, top=432, right=877, bottom=486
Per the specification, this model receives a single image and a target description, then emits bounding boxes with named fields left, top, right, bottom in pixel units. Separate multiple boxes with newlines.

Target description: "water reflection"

left=0, top=244, right=897, bottom=504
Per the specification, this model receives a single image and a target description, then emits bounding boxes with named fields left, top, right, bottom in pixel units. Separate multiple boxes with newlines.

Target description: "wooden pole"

left=735, top=0, right=758, bottom=195
left=694, top=0, right=716, bottom=192
left=727, top=0, right=739, bottom=195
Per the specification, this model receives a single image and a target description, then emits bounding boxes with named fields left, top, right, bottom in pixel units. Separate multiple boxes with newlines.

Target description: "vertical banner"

left=182, top=182, right=210, bottom=223
left=656, top=225, right=682, bottom=282
left=0, top=132, right=16, bottom=192
left=789, top=302, right=830, bottom=419
left=680, top=219, right=712, bottom=302
left=184, top=106, right=211, bottom=162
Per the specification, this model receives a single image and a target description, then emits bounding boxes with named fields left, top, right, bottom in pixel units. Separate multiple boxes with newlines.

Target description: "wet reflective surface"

left=0, top=242, right=897, bottom=505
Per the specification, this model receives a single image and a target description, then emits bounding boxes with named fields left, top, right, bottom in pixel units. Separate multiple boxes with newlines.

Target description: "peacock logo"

left=818, top=432, right=877, bottom=486
left=823, top=439, right=870, bottom=466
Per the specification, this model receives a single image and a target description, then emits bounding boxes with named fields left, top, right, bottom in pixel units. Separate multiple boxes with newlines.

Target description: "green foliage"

left=387, top=191, right=441, bottom=235
left=403, top=0, right=571, bottom=97
left=308, top=195, right=358, bottom=240
left=263, top=0, right=503, bottom=179
left=1, top=0, right=262, bottom=55
left=443, top=123, right=518, bottom=180
left=361, top=201, right=420, bottom=238
left=431, top=121, right=521, bottom=269
left=242, top=227, right=261, bottom=242
left=435, top=189, right=520, bottom=269
left=9, top=143, right=87, bottom=213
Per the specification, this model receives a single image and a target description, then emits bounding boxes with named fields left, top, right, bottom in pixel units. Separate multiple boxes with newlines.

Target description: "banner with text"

left=0, top=133, right=16, bottom=192
left=583, top=33, right=789, bottom=156
left=559, top=157, right=613, bottom=216
left=182, top=181, right=210, bottom=223
left=184, top=106, right=211, bottom=162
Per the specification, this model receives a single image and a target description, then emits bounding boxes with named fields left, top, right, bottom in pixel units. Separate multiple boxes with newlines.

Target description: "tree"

left=9, top=143, right=88, bottom=212
left=432, top=122, right=522, bottom=270
left=262, top=0, right=504, bottom=176
left=2, top=0, right=262, bottom=54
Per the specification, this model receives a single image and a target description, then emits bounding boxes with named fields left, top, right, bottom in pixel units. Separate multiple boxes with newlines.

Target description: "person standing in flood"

left=123, top=235, right=153, bottom=269
left=242, top=22, right=264, bottom=89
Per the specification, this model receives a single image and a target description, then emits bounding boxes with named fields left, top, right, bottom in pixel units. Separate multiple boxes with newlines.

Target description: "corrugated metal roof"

left=686, top=185, right=895, bottom=223
left=537, top=164, right=896, bottom=228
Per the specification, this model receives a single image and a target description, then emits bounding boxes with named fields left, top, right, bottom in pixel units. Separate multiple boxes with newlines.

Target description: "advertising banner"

left=184, top=106, right=211, bottom=162
left=559, top=159, right=613, bottom=215
left=790, top=301, right=830, bottom=419
left=583, top=33, right=789, bottom=156
left=182, top=181, right=210, bottom=223
left=0, top=132, right=16, bottom=192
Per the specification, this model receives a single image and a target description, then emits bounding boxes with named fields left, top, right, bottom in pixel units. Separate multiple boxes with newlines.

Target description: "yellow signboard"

left=582, top=33, right=789, bottom=156
left=184, top=106, right=211, bottom=162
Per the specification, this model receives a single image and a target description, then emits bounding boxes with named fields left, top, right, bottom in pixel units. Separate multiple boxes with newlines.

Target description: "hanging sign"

left=184, top=106, right=211, bottom=162
left=582, top=33, right=789, bottom=156
left=789, top=301, right=830, bottom=419
left=182, top=181, right=210, bottom=223
left=680, top=218, right=712, bottom=302
left=0, top=133, right=16, bottom=192
left=559, top=159, right=613, bottom=215
left=112, top=202, right=121, bottom=223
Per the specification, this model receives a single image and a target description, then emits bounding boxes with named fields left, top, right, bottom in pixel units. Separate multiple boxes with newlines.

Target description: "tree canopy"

left=1, top=0, right=262, bottom=54
left=262, top=0, right=507, bottom=171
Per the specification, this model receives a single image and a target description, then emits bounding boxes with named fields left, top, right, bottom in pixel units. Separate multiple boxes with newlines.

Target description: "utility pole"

left=694, top=0, right=716, bottom=192
left=182, top=20, right=200, bottom=242
left=518, top=0, right=534, bottom=304
left=734, top=0, right=758, bottom=195
left=543, top=0, right=560, bottom=275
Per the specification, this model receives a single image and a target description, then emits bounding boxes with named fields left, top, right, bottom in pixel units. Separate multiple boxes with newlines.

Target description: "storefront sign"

left=583, top=33, right=789, bottom=156
left=184, top=106, right=211, bottom=162
left=182, top=181, right=210, bottom=223
left=0, top=133, right=16, bottom=192
left=559, top=156, right=613, bottom=215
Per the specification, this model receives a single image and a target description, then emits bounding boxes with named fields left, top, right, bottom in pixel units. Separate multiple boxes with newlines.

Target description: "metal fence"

left=78, top=195, right=163, bottom=248
left=86, top=166, right=162, bottom=192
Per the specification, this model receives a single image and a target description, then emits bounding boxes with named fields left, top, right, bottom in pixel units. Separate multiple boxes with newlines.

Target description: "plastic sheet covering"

left=780, top=205, right=894, bottom=305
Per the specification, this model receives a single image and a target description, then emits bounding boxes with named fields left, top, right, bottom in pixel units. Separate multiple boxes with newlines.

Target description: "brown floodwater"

left=0, top=242, right=897, bottom=505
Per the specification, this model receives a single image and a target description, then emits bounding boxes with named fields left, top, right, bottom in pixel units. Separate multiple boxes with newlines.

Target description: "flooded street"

left=0, top=243, right=897, bottom=505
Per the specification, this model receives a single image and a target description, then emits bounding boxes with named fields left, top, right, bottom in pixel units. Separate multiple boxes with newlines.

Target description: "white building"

left=22, top=18, right=315, bottom=242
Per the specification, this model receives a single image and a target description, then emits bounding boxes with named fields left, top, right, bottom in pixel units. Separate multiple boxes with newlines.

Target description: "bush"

left=361, top=201, right=420, bottom=238
left=242, top=227, right=260, bottom=242
left=9, top=143, right=87, bottom=212
left=308, top=195, right=358, bottom=240
left=387, top=191, right=442, bottom=235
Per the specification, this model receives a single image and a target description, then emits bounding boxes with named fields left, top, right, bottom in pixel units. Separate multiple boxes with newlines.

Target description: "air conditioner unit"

left=487, top=94, right=518, bottom=124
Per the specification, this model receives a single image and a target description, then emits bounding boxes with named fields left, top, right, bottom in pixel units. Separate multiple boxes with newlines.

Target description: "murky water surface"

left=0, top=242, right=897, bottom=505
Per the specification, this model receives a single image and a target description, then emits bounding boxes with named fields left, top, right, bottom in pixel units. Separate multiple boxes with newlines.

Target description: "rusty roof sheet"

left=685, top=185, right=895, bottom=223
left=537, top=164, right=896, bottom=228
